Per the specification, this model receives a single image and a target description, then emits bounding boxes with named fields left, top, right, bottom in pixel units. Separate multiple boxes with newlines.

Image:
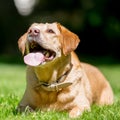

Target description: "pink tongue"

left=24, top=52, right=45, bottom=66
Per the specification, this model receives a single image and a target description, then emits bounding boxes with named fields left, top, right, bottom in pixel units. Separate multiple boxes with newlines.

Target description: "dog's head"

left=18, top=23, right=80, bottom=66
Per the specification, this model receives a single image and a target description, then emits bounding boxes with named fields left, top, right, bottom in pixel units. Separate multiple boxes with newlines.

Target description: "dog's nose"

left=28, top=27, right=40, bottom=36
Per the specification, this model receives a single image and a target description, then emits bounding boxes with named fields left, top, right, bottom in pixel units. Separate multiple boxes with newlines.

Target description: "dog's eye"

left=47, top=29, right=55, bottom=34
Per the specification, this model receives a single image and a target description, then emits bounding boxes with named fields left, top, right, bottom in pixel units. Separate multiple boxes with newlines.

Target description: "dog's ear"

left=18, top=33, right=27, bottom=55
left=57, top=23, right=80, bottom=55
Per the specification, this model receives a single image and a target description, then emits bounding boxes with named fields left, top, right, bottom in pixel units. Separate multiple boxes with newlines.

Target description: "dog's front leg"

left=69, top=90, right=91, bottom=118
left=17, top=66, right=40, bottom=113
left=17, top=87, right=35, bottom=113
left=58, top=67, right=91, bottom=118
left=58, top=81, right=91, bottom=118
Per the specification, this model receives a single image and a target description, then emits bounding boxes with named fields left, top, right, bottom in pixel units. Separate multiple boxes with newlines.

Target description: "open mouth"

left=24, top=41, right=56, bottom=66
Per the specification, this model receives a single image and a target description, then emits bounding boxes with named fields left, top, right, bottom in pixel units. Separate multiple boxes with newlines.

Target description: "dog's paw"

left=16, top=105, right=34, bottom=114
left=24, top=106, right=34, bottom=113
left=69, top=107, right=81, bottom=118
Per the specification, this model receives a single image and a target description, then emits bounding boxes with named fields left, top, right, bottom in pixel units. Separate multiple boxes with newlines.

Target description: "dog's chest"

left=35, top=89, right=72, bottom=111
left=38, top=91, right=58, bottom=104
left=33, top=55, right=71, bottom=83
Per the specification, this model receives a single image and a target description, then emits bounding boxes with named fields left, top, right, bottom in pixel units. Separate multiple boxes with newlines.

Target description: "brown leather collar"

left=35, top=63, right=73, bottom=92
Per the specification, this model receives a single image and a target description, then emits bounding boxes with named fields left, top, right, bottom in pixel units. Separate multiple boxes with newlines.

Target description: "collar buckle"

left=41, top=82, right=72, bottom=92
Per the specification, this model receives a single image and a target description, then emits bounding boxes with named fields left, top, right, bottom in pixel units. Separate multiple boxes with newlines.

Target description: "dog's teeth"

left=43, top=51, right=47, bottom=55
left=45, top=52, right=50, bottom=57
left=43, top=51, right=50, bottom=57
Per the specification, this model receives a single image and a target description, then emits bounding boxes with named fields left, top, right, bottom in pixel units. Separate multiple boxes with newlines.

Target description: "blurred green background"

left=0, top=0, right=120, bottom=63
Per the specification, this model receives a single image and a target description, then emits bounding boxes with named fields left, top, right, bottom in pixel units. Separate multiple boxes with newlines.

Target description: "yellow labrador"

left=17, top=23, right=114, bottom=118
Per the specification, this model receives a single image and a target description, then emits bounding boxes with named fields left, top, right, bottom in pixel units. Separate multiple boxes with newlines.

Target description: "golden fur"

left=17, top=23, right=114, bottom=118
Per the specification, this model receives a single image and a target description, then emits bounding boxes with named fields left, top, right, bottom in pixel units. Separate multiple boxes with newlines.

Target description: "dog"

left=17, top=22, right=114, bottom=118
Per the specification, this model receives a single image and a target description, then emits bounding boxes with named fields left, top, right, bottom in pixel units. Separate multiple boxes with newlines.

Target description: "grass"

left=0, top=56, right=120, bottom=120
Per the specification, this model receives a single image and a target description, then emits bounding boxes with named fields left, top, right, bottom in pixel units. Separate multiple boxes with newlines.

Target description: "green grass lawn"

left=0, top=61, right=120, bottom=120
